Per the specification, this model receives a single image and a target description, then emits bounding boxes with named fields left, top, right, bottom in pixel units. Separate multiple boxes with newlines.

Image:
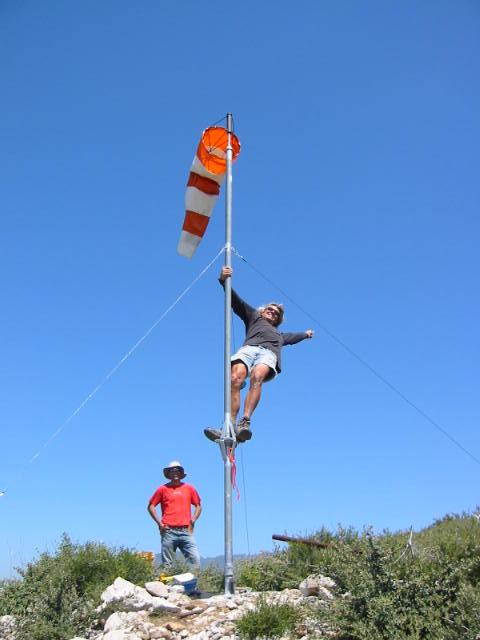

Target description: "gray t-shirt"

left=221, top=281, right=308, bottom=373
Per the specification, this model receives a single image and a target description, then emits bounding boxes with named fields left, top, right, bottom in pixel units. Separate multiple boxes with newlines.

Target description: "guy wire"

left=2, top=246, right=226, bottom=496
left=231, top=248, right=480, bottom=469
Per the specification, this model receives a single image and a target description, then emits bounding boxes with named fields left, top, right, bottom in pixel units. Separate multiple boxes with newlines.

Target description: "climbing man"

left=147, top=460, right=202, bottom=570
left=204, top=266, right=314, bottom=443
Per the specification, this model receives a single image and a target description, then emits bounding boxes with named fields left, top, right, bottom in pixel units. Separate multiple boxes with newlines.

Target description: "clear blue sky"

left=1, top=1, right=479, bottom=579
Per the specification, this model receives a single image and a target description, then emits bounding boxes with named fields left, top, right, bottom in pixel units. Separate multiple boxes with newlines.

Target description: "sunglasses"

left=265, top=306, right=281, bottom=316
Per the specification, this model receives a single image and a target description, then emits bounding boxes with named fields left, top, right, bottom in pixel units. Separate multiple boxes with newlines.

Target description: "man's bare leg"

left=231, top=361, right=248, bottom=423
left=204, top=361, right=247, bottom=443
left=241, top=364, right=271, bottom=419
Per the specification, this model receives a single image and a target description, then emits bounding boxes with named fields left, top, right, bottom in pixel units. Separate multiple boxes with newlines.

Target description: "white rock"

left=149, top=628, right=172, bottom=639
left=318, top=585, right=334, bottom=600
left=101, top=577, right=155, bottom=612
left=0, top=615, right=16, bottom=628
left=169, top=584, right=185, bottom=594
left=226, top=610, right=242, bottom=621
left=166, top=592, right=191, bottom=607
left=204, top=595, right=229, bottom=607
left=150, top=597, right=181, bottom=613
left=299, top=574, right=336, bottom=597
left=145, top=581, right=169, bottom=598
left=104, top=612, right=130, bottom=632
left=318, top=575, right=336, bottom=589
left=102, top=631, right=143, bottom=640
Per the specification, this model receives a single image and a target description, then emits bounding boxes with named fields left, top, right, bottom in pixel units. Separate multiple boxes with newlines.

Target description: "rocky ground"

left=0, top=574, right=336, bottom=640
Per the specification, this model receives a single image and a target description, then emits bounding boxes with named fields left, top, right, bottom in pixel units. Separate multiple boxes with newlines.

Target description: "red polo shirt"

left=149, top=482, right=201, bottom=527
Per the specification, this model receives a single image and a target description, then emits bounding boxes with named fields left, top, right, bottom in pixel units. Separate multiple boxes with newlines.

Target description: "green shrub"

left=236, top=550, right=300, bottom=591
left=197, top=563, right=224, bottom=593
left=235, top=514, right=480, bottom=639
left=235, top=596, right=300, bottom=639
left=0, top=533, right=154, bottom=640
left=304, top=517, right=480, bottom=639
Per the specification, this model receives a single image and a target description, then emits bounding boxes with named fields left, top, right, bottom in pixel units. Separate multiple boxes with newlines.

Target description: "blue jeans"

left=161, top=527, right=200, bottom=569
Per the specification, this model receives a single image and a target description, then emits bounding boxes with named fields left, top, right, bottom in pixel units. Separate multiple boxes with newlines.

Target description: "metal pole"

left=222, top=112, right=235, bottom=595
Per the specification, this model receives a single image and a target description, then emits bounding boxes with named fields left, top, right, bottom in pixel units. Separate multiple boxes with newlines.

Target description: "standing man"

left=204, top=266, right=314, bottom=444
left=147, top=460, right=202, bottom=570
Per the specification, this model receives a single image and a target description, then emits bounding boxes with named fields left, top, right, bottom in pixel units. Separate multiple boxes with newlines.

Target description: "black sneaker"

left=204, top=428, right=222, bottom=442
left=236, top=417, right=252, bottom=443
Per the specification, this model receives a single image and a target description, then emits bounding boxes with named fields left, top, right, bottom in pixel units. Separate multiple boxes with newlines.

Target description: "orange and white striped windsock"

left=177, top=126, right=241, bottom=258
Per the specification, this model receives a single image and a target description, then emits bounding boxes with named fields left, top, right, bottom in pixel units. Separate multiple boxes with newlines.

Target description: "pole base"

left=224, top=575, right=235, bottom=595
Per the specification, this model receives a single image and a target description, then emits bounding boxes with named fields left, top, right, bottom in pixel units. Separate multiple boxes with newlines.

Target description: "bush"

left=0, top=533, right=154, bottom=640
left=235, top=596, right=300, bottom=639
left=236, top=550, right=300, bottom=591
left=236, top=514, right=480, bottom=639
left=302, top=517, right=480, bottom=639
left=197, top=563, right=224, bottom=593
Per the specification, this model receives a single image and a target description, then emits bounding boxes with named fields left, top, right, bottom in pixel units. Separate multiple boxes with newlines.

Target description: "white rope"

left=2, top=246, right=225, bottom=495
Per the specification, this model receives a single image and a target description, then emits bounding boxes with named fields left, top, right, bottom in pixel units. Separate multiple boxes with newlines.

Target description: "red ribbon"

left=228, top=448, right=240, bottom=500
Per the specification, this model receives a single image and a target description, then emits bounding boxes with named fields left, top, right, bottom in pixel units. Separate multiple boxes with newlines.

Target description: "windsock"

left=178, top=126, right=240, bottom=258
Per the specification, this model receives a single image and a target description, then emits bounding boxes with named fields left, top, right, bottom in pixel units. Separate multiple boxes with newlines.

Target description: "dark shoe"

left=236, top=417, right=252, bottom=443
left=204, top=428, right=222, bottom=442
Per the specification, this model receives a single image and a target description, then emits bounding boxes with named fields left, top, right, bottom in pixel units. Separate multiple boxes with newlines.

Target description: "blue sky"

left=1, top=1, right=479, bottom=579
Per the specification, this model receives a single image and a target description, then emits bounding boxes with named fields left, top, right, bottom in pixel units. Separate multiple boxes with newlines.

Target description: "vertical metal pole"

left=223, top=112, right=235, bottom=595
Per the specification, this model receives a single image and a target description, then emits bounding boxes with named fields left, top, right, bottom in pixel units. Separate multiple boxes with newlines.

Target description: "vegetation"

left=0, top=534, right=154, bottom=640
left=234, top=512, right=480, bottom=639
left=197, top=562, right=225, bottom=593
left=235, top=596, right=300, bottom=639
left=2, top=512, right=480, bottom=639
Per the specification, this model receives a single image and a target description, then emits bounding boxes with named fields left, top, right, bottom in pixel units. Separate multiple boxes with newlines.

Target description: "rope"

left=228, top=448, right=240, bottom=501
left=2, top=246, right=226, bottom=496
left=210, top=115, right=227, bottom=127
left=231, top=247, right=480, bottom=469
left=239, top=447, right=251, bottom=556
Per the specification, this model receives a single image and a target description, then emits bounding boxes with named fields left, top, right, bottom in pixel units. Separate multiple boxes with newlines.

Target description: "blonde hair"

left=258, top=302, right=285, bottom=326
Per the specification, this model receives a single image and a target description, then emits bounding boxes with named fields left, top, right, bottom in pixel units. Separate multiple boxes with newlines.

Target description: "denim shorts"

left=232, top=345, right=277, bottom=381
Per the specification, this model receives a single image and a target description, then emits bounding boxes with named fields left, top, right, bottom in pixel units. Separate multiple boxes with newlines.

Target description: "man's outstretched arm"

left=281, top=330, right=314, bottom=345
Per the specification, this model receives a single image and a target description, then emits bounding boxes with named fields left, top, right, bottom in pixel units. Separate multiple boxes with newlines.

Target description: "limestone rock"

left=145, top=581, right=169, bottom=598
left=166, top=592, right=191, bottom=607
left=165, top=621, right=186, bottom=633
left=169, top=584, right=185, bottom=594
left=0, top=615, right=16, bottom=640
left=103, top=611, right=148, bottom=632
left=102, top=631, right=144, bottom=640
left=149, top=629, right=172, bottom=639
left=299, top=574, right=336, bottom=598
left=150, top=597, right=181, bottom=614
left=101, top=577, right=155, bottom=612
